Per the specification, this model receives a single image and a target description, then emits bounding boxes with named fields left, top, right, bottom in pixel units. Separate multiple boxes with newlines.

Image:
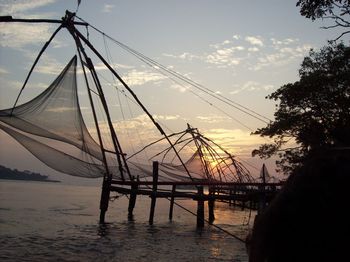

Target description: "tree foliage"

left=253, top=43, right=350, bottom=174
left=296, top=0, right=350, bottom=40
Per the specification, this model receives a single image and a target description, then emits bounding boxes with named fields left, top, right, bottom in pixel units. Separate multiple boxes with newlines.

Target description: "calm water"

left=0, top=180, right=252, bottom=261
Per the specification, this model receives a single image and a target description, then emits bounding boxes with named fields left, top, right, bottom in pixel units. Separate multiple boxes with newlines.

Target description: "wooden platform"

left=106, top=163, right=283, bottom=227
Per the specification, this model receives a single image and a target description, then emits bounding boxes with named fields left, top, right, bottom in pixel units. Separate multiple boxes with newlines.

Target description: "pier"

left=105, top=161, right=283, bottom=227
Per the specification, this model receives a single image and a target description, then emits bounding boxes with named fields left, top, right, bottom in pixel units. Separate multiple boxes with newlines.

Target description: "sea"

left=0, top=180, right=252, bottom=262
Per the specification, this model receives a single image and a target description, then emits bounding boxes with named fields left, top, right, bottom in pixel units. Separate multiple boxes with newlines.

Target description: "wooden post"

left=208, top=187, right=215, bottom=224
left=233, top=185, right=237, bottom=206
left=169, top=185, right=176, bottom=221
left=99, top=178, right=110, bottom=224
left=128, top=176, right=138, bottom=220
left=149, top=161, right=159, bottom=225
left=257, top=168, right=267, bottom=214
left=229, top=188, right=233, bottom=206
left=197, top=186, right=205, bottom=228
left=241, top=200, right=246, bottom=211
left=258, top=189, right=266, bottom=215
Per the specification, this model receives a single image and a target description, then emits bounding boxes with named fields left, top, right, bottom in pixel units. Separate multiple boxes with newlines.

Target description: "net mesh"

left=0, top=56, right=103, bottom=161
left=0, top=56, right=108, bottom=178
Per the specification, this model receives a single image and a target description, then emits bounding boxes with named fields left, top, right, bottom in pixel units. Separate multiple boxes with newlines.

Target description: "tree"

left=296, top=0, right=350, bottom=40
left=253, top=42, right=350, bottom=174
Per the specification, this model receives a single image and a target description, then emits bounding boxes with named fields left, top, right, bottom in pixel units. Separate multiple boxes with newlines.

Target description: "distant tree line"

left=0, top=165, right=50, bottom=181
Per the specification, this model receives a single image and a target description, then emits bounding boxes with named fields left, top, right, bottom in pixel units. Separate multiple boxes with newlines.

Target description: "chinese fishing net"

left=0, top=56, right=252, bottom=182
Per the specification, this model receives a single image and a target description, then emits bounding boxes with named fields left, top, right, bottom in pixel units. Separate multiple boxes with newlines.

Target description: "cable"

left=170, top=199, right=246, bottom=243
left=74, top=15, right=272, bottom=125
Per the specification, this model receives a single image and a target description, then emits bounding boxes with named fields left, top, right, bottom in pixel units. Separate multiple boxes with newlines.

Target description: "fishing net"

left=0, top=55, right=252, bottom=182
left=0, top=56, right=103, bottom=161
left=0, top=56, right=108, bottom=178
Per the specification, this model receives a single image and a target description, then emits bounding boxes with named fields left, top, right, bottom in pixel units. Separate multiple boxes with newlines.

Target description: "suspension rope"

left=74, top=15, right=271, bottom=125
left=140, top=181, right=247, bottom=243
left=170, top=199, right=246, bottom=243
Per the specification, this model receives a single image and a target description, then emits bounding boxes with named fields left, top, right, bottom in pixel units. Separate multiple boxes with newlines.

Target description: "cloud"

left=249, top=42, right=312, bottom=71
left=205, top=47, right=243, bottom=67
left=245, top=36, right=264, bottom=47
left=0, top=0, right=56, bottom=15
left=154, top=114, right=180, bottom=121
left=248, top=47, right=259, bottom=52
left=270, top=37, right=298, bottom=47
left=170, top=83, right=189, bottom=93
left=163, top=35, right=312, bottom=72
left=2, top=79, right=22, bottom=90
left=0, top=23, right=55, bottom=48
left=232, top=34, right=241, bottom=40
left=230, top=81, right=274, bottom=95
left=34, top=55, right=64, bottom=75
left=0, top=1, right=63, bottom=50
left=204, top=128, right=267, bottom=156
left=102, top=4, right=115, bottom=13
left=0, top=68, right=9, bottom=75
left=163, top=52, right=199, bottom=61
left=93, top=62, right=134, bottom=71
left=196, top=114, right=231, bottom=124
left=122, top=69, right=167, bottom=86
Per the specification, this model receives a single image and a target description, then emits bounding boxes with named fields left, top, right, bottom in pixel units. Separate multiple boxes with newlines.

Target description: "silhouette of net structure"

left=0, top=55, right=253, bottom=182
left=0, top=56, right=107, bottom=178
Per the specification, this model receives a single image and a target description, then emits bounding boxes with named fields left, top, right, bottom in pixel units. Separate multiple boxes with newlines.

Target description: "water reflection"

left=98, top=223, right=111, bottom=237
left=1, top=181, right=250, bottom=261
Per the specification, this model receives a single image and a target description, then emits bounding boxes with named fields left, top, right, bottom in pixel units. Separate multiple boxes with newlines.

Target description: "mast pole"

left=77, top=48, right=112, bottom=223
left=0, top=16, right=88, bottom=25
left=64, top=14, right=129, bottom=182
left=62, top=11, right=130, bottom=223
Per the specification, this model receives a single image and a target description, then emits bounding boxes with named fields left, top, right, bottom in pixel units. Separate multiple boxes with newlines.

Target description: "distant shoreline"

left=0, top=177, right=60, bottom=183
left=0, top=165, right=60, bottom=183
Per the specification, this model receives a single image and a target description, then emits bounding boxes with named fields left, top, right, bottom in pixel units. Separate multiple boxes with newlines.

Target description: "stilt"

left=128, top=176, right=138, bottom=220
left=149, top=161, right=159, bottom=225
left=169, top=184, right=176, bottom=221
left=208, top=187, right=215, bottom=224
left=257, top=192, right=266, bottom=215
left=99, top=178, right=110, bottom=224
left=197, top=186, right=205, bottom=228
left=241, top=200, right=246, bottom=211
left=258, top=168, right=267, bottom=215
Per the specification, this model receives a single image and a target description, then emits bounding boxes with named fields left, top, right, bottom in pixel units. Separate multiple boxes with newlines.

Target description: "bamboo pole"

left=149, top=161, right=159, bottom=225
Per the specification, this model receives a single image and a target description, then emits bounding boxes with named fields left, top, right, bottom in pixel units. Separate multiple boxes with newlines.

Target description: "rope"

left=132, top=179, right=247, bottom=243
left=169, top=198, right=247, bottom=243
left=74, top=15, right=272, bottom=125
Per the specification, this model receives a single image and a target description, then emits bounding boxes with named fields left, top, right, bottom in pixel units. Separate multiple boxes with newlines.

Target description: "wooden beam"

left=111, top=180, right=284, bottom=187
left=0, top=16, right=88, bottom=25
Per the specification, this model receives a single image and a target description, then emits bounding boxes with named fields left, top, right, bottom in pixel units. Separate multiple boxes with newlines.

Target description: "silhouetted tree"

left=296, top=0, right=350, bottom=40
left=253, top=42, right=350, bottom=174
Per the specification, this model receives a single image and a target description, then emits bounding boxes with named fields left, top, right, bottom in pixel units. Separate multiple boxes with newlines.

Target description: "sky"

left=0, top=0, right=348, bottom=184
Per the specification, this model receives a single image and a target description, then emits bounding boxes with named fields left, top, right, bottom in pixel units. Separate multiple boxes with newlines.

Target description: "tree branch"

left=333, top=30, right=350, bottom=41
